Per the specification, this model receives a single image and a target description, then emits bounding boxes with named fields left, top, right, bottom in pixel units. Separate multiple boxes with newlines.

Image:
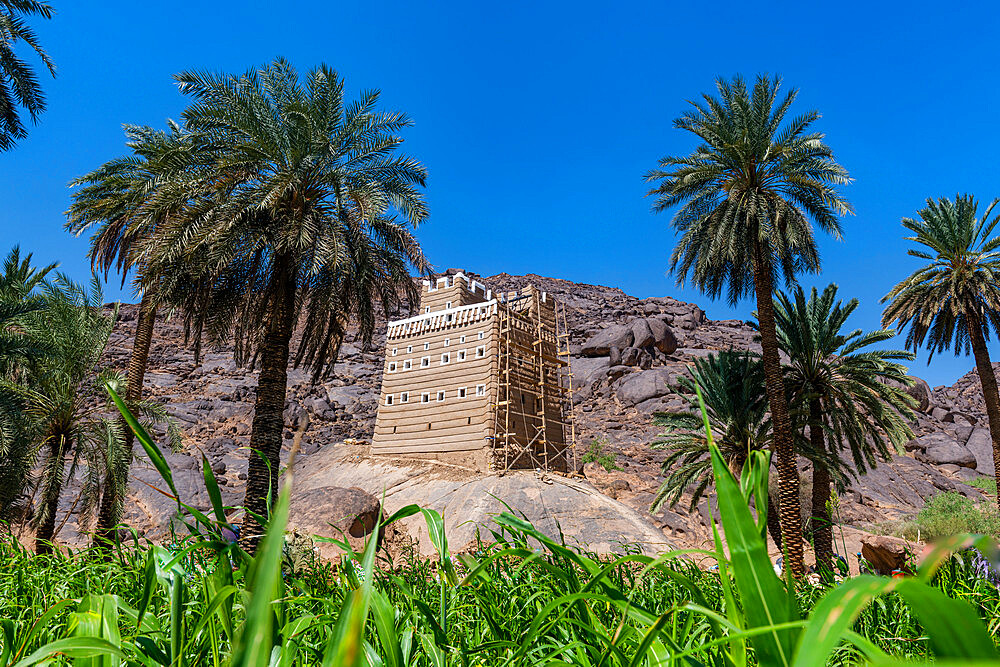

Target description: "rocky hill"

left=42, top=271, right=998, bottom=554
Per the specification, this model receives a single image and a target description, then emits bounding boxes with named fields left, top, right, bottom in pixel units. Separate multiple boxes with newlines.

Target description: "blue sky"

left=2, top=0, right=998, bottom=387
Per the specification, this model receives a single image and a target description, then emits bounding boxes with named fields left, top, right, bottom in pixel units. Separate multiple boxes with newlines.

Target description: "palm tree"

left=0, top=246, right=54, bottom=517
left=645, top=74, right=853, bottom=575
left=0, top=0, right=56, bottom=151
left=770, top=284, right=915, bottom=571
left=651, top=350, right=785, bottom=549
left=65, top=122, right=198, bottom=545
left=883, top=195, right=1000, bottom=511
left=143, top=59, right=430, bottom=551
left=17, top=275, right=115, bottom=553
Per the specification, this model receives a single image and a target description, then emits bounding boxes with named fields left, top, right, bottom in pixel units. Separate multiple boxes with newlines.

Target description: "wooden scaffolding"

left=491, top=288, right=577, bottom=473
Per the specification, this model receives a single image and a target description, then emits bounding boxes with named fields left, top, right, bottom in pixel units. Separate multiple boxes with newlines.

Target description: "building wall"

left=372, top=277, right=569, bottom=472
left=419, top=274, right=490, bottom=313
left=371, top=300, right=498, bottom=456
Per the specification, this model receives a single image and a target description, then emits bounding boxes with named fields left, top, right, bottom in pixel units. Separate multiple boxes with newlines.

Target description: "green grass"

left=1, top=517, right=999, bottom=666
left=968, top=476, right=998, bottom=496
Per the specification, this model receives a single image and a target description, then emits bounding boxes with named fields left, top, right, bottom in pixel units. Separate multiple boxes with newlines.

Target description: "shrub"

left=581, top=437, right=621, bottom=471
left=902, top=491, right=1000, bottom=541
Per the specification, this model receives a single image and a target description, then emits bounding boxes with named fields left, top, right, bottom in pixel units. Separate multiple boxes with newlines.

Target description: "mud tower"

left=371, top=273, right=576, bottom=473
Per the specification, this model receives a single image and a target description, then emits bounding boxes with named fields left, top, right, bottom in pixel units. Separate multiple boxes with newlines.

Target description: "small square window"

left=421, top=392, right=431, bottom=403
left=476, top=384, right=486, bottom=397
left=446, top=313, right=454, bottom=323
left=460, top=335, right=466, bottom=343
left=437, top=390, right=446, bottom=402
left=478, top=331, right=485, bottom=340
left=444, top=338, right=450, bottom=347
left=446, top=301, right=452, bottom=309
left=388, top=362, right=397, bottom=373
left=403, top=360, right=412, bottom=370
left=441, top=353, right=450, bottom=365
left=424, top=342, right=430, bottom=351
left=385, top=394, right=394, bottom=406
left=400, top=392, right=409, bottom=403
left=392, top=348, right=397, bottom=356
left=458, top=387, right=467, bottom=398
left=476, top=345, right=486, bottom=358
left=407, top=345, right=413, bottom=353
left=424, top=306, right=430, bottom=313
left=421, top=356, right=430, bottom=368
left=458, top=350, right=467, bottom=361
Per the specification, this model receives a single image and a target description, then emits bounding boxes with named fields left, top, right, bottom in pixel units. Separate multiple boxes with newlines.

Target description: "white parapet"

left=387, top=300, right=498, bottom=339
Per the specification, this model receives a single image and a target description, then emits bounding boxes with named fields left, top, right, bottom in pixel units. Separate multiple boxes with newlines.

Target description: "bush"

left=900, top=491, right=1000, bottom=541
left=581, top=437, right=621, bottom=471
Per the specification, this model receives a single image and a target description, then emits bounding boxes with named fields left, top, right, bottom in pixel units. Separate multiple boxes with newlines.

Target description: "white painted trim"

left=389, top=299, right=497, bottom=327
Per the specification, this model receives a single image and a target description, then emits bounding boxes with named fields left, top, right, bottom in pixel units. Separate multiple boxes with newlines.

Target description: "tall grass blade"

left=704, top=393, right=798, bottom=665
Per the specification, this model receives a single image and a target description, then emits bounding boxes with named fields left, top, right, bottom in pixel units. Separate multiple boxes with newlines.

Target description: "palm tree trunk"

left=35, top=433, right=68, bottom=554
left=94, top=289, right=158, bottom=547
left=240, top=255, right=297, bottom=554
left=808, top=399, right=833, bottom=572
left=766, top=494, right=783, bottom=552
left=752, top=241, right=804, bottom=576
left=967, top=313, right=1000, bottom=512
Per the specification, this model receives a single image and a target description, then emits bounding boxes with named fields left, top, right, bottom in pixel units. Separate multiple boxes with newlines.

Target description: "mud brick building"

left=371, top=273, right=575, bottom=472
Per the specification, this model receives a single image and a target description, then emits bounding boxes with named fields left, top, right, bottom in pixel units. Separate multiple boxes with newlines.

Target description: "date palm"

left=770, top=284, right=915, bottom=571
left=0, top=246, right=54, bottom=517
left=65, top=122, right=198, bottom=546
left=651, top=350, right=785, bottom=549
left=882, top=194, right=1000, bottom=511
left=144, top=58, right=429, bottom=551
left=652, top=350, right=842, bottom=552
left=17, top=275, right=115, bottom=553
left=0, top=0, right=55, bottom=151
left=645, top=74, right=853, bottom=575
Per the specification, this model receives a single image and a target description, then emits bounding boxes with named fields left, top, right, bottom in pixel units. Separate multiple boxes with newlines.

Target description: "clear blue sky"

left=2, top=0, right=998, bottom=387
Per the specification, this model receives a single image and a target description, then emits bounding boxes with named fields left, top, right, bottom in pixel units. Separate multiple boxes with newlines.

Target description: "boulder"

left=906, top=432, right=950, bottom=453
left=949, top=412, right=977, bottom=427
left=609, top=346, right=622, bottom=366
left=571, top=356, right=611, bottom=384
left=915, top=435, right=976, bottom=468
left=964, top=428, right=997, bottom=476
left=629, top=319, right=655, bottom=349
left=905, top=376, right=933, bottom=413
left=581, top=325, right=634, bottom=357
left=583, top=462, right=630, bottom=492
left=621, top=347, right=642, bottom=367
left=646, top=317, right=679, bottom=355
left=606, top=364, right=631, bottom=381
left=861, top=535, right=911, bottom=575
left=288, top=486, right=381, bottom=558
left=616, top=368, right=677, bottom=406
left=930, top=406, right=949, bottom=422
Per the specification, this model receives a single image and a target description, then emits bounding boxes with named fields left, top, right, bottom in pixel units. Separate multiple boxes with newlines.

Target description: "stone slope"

left=42, top=271, right=998, bottom=552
